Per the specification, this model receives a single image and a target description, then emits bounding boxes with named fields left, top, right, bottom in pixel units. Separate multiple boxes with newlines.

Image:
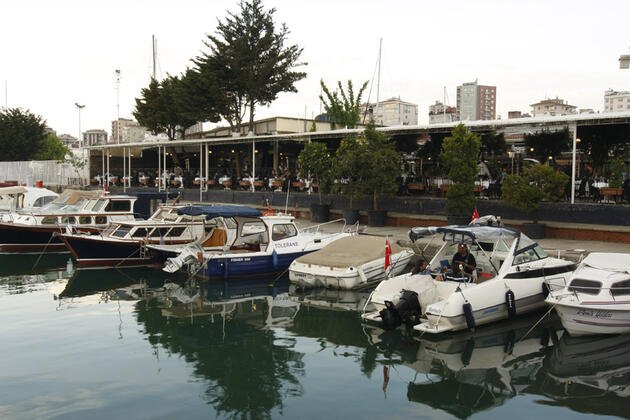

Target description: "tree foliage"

left=133, top=76, right=197, bottom=141
left=319, top=80, right=368, bottom=128
left=297, top=141, right=331, bottom=204
left=333, top=135, right=364, bottom=208
left=356, top=123, right=401, bottom=210
left=197, top=0, right=306, bottom=132
left=524, top=128, right=570, bottom=163
left=502, top=164, right=569, bottom=222
left=579, top=124, right=630, bottom=175
left=34, top=133, right=69, bottom=160
left=0, top=108, right=47, bottom=161
left=480, top=131, right=507, bottom=159
left=440, top=124, right=481, bottom=216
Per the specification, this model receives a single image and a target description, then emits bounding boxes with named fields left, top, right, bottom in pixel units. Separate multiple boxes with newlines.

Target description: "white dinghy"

left=362, top=224, right=576, bottom=333
left=289, top=235, right=414, bottom=290
left=546, top=252, right=630, bottom=336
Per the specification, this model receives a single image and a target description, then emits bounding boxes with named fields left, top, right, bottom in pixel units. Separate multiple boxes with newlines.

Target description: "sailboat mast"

left=375, top=38, right=382, bottom=125
left=152, top=35, right=157, bottom=80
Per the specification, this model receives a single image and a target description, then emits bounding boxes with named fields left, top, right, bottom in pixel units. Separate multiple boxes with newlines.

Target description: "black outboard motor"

left=379, top=290, right=421, bottom=330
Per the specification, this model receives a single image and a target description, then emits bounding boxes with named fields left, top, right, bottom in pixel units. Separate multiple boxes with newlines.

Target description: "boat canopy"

left=177, top=205, right=261, bottom=219
left=581, top=252, right=630, bottom=273
left=409, top=225, right=520, bottom=244
left=0, top=186, right=28, bottom=195
left=54, top=189, right=101, bottom=205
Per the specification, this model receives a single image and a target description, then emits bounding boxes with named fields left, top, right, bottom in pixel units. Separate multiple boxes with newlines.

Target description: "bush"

left=502, top=164, right=569, bottom=223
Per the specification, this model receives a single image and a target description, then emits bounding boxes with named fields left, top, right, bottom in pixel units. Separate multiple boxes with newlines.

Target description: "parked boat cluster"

left=1, top=186, right=628, bottom=337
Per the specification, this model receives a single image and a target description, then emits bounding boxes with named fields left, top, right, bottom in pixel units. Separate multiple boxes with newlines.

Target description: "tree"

left=133, top=75, right=197, bottom=141
left=502, top=164, right=569, bottom=223
left=34, top=133, right=69, bottom=160
left=358, top=123, right=401, bottom=210
left=440, top=124, right=481, bottom=218
left=198, top=0, right=306, bottom=133
left=525, top=128, right=570, bottom=163
left=319, top=80, right=368, bottom=128
left=0, top=108, right=47, bottom=161
left=480, top=131, right=507, bottom=159
left=333, top=134, right=364, bottom=208
left=297, top=141, right=331, bottom=204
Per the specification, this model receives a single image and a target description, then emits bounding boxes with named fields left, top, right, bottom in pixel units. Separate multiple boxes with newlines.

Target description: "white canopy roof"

left=582, top=252, right=630, bottom=273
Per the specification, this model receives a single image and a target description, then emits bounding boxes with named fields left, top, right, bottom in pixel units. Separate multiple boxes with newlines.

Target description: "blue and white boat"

left=152, top=208, right=355, bottom=280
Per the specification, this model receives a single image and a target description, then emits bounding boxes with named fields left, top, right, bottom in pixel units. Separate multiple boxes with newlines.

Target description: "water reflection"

left=3, top=260, right=630, bottom=418
left=539, top=334, right=630, bottom=417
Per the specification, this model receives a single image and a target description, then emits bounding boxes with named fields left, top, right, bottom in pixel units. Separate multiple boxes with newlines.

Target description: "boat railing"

left=549, top=282, right=630, bottom=302
left=544, top=248, right=586, bottom=263
left=300, top=218, right=349, bottom=234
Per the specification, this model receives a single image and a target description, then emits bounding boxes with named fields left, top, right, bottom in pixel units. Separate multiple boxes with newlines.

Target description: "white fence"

left=0, top=160, right=88, bottom=187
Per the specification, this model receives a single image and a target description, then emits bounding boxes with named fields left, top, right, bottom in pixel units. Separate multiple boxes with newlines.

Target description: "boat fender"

left=540, top=328, right=550, bottom=347
left=505, top=290, right=516, bottom=319
left=272, top=249, right=279, bottom=270
left=461, top=338, right=475, bottom=366
left=504, top=330, right=515, bottom=355
left=542, top=282, right=550, bottom=299
left=463, top=301, right=475, bottom=331
left=379, top=300, right=402, bottom=331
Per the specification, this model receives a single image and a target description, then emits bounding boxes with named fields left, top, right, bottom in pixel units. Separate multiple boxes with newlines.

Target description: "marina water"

left=1, top=255, right=627, bottom=419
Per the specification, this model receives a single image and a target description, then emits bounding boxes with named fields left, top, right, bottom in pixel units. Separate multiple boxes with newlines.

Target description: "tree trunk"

left=248, top=100, right=256, bottom=134
left=373, top=191, right=378, bottom=210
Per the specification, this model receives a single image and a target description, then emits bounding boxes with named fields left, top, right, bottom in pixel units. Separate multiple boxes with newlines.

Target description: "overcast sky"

left=2, top=0, right=630, bottom=137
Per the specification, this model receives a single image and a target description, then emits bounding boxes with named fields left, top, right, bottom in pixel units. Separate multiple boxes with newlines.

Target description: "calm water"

left=0, top=255, right=628, bottom=419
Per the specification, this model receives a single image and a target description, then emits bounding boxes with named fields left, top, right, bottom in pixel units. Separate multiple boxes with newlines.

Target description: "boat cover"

left=409, top=225, right=519, bottom=243
left=0, top=186, right=27, bottom=195
left=177, top=205, right=261, bottom=219
left=54, top=189, right=101, bottom=205
left=294, top=235, right=405, bottom=268
left=581, top=252, right=630, bottom=273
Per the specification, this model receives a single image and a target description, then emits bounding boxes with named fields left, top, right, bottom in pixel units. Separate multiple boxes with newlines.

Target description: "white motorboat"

left=545, top=252, right=630, bottom=336
left=362, top=224, right=576, bottom=333
left=288, top=235, right=414, bottom=290
left=152, top=210, right=357, bottom=279
left=0, top=186, right=58, bottom=221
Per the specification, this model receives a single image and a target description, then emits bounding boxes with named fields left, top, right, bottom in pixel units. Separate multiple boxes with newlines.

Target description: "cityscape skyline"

left=2, top=0, right=629, bottom=136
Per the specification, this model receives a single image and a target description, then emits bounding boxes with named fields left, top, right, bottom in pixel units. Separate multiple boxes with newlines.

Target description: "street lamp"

left=74, top=102, right=85, bottom=147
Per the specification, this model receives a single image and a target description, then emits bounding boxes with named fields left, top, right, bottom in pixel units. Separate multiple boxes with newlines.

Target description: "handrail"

left=299, top=218, right=348, bottom=234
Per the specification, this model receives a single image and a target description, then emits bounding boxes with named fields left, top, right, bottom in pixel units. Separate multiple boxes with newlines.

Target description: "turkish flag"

left=384, top=239, right=392, bottom=271
left=471, top=208, right=480, bottom=222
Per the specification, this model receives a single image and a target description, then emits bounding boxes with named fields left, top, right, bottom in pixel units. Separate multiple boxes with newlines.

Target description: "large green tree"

left=319, top=80, right=368, bottom=128
left=525, top=128, right=570, bottom=163
left=197, top=0, right=306, bottom=133
left=440, top=124, right=481, bottom=217
left=0, top=108, right=47, bottom=161
left=133, top=75, right=197, bottom=141
left=34, top=133, right=69, bottom=160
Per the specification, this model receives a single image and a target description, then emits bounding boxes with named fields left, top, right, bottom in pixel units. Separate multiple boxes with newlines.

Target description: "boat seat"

left=202, top=228, right=227, bottom=247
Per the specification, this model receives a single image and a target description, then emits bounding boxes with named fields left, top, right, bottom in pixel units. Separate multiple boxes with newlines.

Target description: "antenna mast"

left=152, top=35, right=157, bottom=79
left=375, top=38, right=382, bottom=125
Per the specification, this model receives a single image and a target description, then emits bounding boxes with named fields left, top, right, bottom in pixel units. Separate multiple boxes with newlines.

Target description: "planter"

left=310, top=203, right=330, bottom=223
left=367, top=210, right=387, bottom=227
left=342, top=209, right=360, bottom=225
left=522, top=222, right=546, bottom=239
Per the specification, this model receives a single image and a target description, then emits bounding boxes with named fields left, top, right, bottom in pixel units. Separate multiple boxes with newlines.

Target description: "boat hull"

left=551, top=300, right=630, bottom=336
left=0, top=222, right=70, bottom=253
left=60, top=234, right=154, bottom=268
left=202, top=250, right=310, bottom=280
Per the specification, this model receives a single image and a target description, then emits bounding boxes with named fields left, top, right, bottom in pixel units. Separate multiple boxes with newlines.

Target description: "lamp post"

left=74, top=102, right=86, bottom=186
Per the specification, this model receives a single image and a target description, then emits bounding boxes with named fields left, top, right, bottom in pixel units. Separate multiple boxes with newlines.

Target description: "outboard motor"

left=379, top=290, right=421, bottom=330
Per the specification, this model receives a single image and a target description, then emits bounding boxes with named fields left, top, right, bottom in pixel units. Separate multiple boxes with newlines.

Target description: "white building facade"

left=530, top=98, right=577, bottom=117
left=456, top=80, right=496, bottom=121
left=604, top=89, right=630, bottom=112
left=362, top=97, right=418, bottom=126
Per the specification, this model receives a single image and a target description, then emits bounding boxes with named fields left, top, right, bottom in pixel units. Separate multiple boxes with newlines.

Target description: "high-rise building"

left=428, top=101, right=457, bottom=124
left=111, top=118, right=142, bottom=143
left=83, top=129, right=108, bottom=146
left=456, top=80, right=496, bottom=121
left=361, top=97, right=418, bottom=126
left=604, top=89, right=630, bottom=112
left=530, top=98, right=576, bottom=117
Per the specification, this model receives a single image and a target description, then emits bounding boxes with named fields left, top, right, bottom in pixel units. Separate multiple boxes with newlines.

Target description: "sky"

left=2, top=0, right=630, bottom=137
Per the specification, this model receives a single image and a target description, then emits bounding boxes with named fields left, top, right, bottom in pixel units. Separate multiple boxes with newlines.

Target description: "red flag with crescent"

left=471, top=208, right=480, bottom=222
left=384, top=239, right=392, bottom=271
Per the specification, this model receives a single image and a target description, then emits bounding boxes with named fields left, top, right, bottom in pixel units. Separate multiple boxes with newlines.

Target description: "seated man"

left=451, top=243, right=476, bottom=278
